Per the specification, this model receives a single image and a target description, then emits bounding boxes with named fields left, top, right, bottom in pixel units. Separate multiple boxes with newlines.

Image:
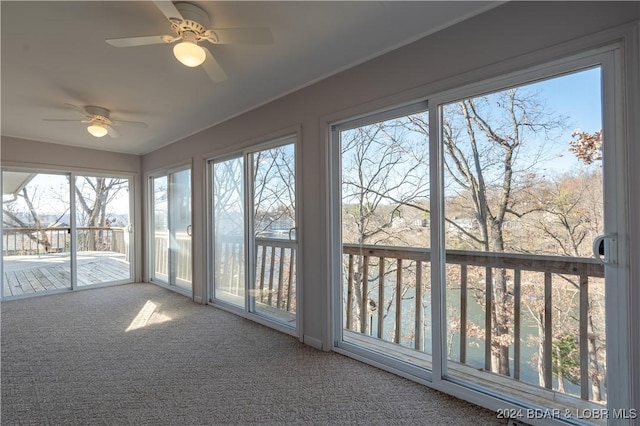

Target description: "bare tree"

left=415, top=88, right=566, bottom=376
left=341, top=116, right=430, bottom=337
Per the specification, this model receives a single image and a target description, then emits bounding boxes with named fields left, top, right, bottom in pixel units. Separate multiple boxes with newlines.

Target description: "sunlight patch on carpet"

left=125, top=300, right=171, bottom=332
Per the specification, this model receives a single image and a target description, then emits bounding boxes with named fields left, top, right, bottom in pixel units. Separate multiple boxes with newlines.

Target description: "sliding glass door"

left=250, top=143, right=297, bottom=325
left=75, top=175, right=133, bottom=286
left=211, top=156, right=245, bottom=307
left=332, top=49, right=630, bottom=420
left=210, top=136, right=298, bottom=330
left=332, top=104, right=432, bottom=375
left=150, top=168, right=192, bottom=293
left=2, top=170, right=134, bottom=298
left=2, top=171, right=72, bottom=297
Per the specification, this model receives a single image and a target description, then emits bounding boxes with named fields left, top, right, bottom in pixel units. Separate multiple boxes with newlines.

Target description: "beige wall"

left=1, top=136, right=140, bottom=174
left=1, top=135, right=142, bottom=281
left=3, top=0, right=639, bottom=415
left=141, top=1, right=640, bottom=349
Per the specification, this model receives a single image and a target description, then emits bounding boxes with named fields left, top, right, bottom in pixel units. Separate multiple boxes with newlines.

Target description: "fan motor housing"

left=174, top=2, right=210, bottom=27
left=85, top=106, right=110, bottom=119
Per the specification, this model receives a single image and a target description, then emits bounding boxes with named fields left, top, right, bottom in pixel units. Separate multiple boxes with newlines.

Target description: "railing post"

left=414, top=260, right=423, bottom=351
left=268, top=246, right=276, bottom=305
left=360, top=256, right=369, bottom=334
left=378, top=257, right=385, bottom=339
left=544, top=272, right=553, bottom=389
left=277, top=247, right=285, bottom=309
left=485, top=267, right=492, bottom=372
left=579, top=273, right=589, bottom=400
left=346, top=254, right=354, bottom=330
left=259, top=244, right=267, bottom=302
left=514, top=269, right=521, bottom=381
left=460, top=264, right=468, bottom=364
left=395, top=258, right=402, bottom=344
left=287, top=248, right=294, bottom=312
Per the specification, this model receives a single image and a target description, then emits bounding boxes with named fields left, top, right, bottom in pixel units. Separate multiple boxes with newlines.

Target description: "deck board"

left=2, top=252, right=131, bottom=297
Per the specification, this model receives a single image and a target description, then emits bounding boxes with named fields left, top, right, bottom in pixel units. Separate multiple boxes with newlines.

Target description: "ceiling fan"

left=105, top=1, right=274, bottom=83
left=43, top=104, right=148, bottom=138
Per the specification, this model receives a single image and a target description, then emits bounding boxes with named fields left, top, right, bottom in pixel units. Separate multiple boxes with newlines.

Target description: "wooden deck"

left=2, top=251, right=131, bottom=297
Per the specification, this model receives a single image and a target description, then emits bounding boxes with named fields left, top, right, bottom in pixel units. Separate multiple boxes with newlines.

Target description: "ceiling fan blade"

left=42, top=119, right=81, bottom=122
left=106, top=35, right=169, bottom=48
left=205, top=28, right=274, bottom=45
left=153, top=1, right=184, bottom=22
left=113, top=120, right=148, bottom=128
left=63, top=103, right=88, bottom=116
left=106, top=125, right=120, bottom=138
left=201, top=49, right=227, bottom=83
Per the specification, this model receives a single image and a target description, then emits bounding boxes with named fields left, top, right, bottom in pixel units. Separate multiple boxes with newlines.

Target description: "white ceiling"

left=1, top=1, right=498, bottom=155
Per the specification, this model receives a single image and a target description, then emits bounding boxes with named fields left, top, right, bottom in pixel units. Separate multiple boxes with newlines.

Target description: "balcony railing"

left=343, top=243, right=605, bottom=403
left=213, top=236, right=297, bottom=315
left=153, top=232, right=192, bottom=283
left=255, top=237, right=296, bottom=313
left=4, top=227, right=603, bottom=404
left=208, top=237, right=603, bottom=402
left=3, top=227, right=128, bottom=257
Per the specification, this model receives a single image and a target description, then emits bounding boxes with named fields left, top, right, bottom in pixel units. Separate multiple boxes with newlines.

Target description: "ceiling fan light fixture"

left=87, top=123, right=108, bottom=138
left=173, top=41, right=206, bottom=67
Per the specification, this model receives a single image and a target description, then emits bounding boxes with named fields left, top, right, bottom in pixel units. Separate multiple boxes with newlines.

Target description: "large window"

left=209, top=135, right=298, bottom=331
left=149, top=167, right=192, bottom=293
left=2, top=170, right=134, bottom=298
left=331, top=50, right=628, bottom=421
left=332, top=103, right=432, bottom=375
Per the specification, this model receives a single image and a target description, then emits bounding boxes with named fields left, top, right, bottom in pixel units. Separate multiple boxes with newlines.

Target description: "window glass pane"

left=441, top=67, right=606, bottom=407
left=75, top=175, right=131, bottom=286
left=152, top=176, right=168, bottom=282
left=252, top=143, right=296, bottom=326
left=169, top=169, right=191, bottom=291
left=212, top=158, right=245, bottom=307
left=339, top=109, right=432, bottom=365
left=2, top=172, right=71, bottom=295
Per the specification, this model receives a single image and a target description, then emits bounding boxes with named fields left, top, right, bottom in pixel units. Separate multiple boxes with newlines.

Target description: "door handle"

left=187, top=225, right=192, bottom=236
left=288, top=227, right=297, bottom=241
left=593, top=233, right=617, bottom=265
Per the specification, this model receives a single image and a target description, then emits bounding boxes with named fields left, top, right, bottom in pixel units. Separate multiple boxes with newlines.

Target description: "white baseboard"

left=303, top=335, right=324, bottom=350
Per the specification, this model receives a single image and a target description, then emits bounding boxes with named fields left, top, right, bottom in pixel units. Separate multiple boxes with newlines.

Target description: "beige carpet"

left=1, top=283, right=503, bottom=425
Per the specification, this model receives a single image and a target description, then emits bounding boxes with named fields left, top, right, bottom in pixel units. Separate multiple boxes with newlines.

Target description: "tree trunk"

left=489, top=224, right=511, bottom=376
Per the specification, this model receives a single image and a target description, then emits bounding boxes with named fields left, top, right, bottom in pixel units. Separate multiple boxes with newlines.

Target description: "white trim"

left=0, top=160, right=137, bottom=178
left=1, top=167, right=136, bottom=298
left=319, top=22, right=639, bottom=146
left=429, top=100, right=446, bottom=384
left=207, top=299, right=299, bottom=339
left=327, top=100, right=430, bottom=359
left=622, top=21, right=640, bottom=424
left=326, top=125, right=341, bottom=350
left=303, top=335, right=324, bottom=350
left=145, top=160, right=192, bottom=179
left=201, top=125, right=301, bottom=162
left=69, top=173, right=77, bottom=291
left=1, top=169, right=4, bottom=300
left=205, top=132, right=301, bottom=338
left=325, top=21, right=639, bottom=423
left=145, top=162, right=193, bottom=295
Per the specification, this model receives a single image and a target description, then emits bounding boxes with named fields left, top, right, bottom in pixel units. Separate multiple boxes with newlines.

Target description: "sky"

left=524, top=66, right=602, bottom=175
